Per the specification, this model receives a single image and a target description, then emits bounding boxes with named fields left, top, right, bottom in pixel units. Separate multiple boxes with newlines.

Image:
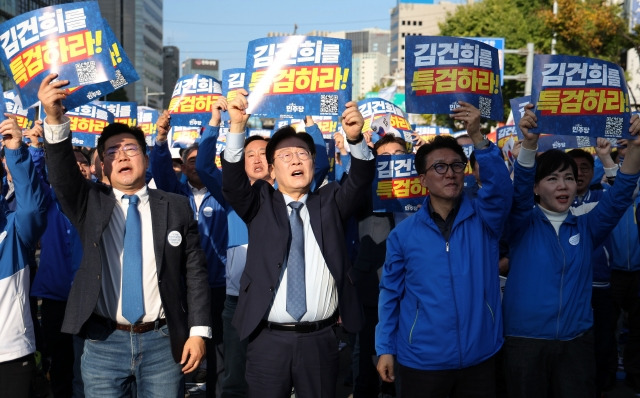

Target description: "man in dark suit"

left=221, top=90, right=375, bottom=398
left=38, top=73, right=211, bottom=398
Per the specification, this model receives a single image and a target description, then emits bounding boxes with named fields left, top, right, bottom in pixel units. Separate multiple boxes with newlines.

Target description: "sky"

left=163, top=0, right=467, bottom=72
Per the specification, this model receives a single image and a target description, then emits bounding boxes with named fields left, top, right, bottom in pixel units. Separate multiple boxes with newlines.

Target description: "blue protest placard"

left=0, top=84, right=6, bottom=123
left=93, top=101, right=137, bottom=127
left=168, top=74, right=222, bottom=128
left=372, top=154, right=425, bottom=213
left=510, top=94, right=599, bottom=151
left=471, top=37, right=505, bottom=86
left=3, top=89, right=35, bottom=129
left=414, top=125, right=453, bottom=145
left=531, top=54, right=631, bottom=139
left=66, top=103, right=114, bottom=147
left=405, top=36, right=503, bottom=120
left=63, top=19, right=139, bottom=110
left=221, top=68, right=245, bottom=123
left=245, top=36, right=352, bottom=118
left=169, top=126, right=201, bottom=149
left=0, top=1, right=116, bottom=108
left=137, top=106, right=158, bottom=147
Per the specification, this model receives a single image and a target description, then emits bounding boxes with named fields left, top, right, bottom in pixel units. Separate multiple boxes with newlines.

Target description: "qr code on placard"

left=479, top=96, right=491, bottom=118
left=604, top=116, right=623, bottom=138
left=75, top=61, right=98, bottom=84
left=110, top=70, right=127, bottom=89
left=576, top=136, right=591, bottom=148
left=320, top=95, right=338, bottom=114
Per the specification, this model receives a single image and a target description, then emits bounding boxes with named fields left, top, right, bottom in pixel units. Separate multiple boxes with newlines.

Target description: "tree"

left=438, top=0, right=637, bottom=121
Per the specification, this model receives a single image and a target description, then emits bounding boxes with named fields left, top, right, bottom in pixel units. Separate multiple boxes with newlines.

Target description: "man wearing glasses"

left=38, top=74, right=211, bottom=398
left=376, top=102, right=512, bottom=398
left=221, top=90, right=375, bottom=398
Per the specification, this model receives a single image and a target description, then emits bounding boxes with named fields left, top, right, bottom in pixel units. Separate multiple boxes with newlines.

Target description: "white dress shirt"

left=267, top=193, right=338, bottom=323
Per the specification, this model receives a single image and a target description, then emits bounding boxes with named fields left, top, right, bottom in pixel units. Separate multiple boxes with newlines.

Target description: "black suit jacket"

left=221, top=154, right=375, bottom=340
left=44, top=137, right=211, bottom=362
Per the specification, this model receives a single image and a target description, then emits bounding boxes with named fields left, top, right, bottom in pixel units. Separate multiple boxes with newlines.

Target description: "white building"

left=390, top=0, right=462, bottom=79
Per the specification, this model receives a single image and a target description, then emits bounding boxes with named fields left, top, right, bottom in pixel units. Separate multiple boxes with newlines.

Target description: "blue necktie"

left=122, top=194, right=144, bottom=324
left=286, top=201, right=306, bottom=321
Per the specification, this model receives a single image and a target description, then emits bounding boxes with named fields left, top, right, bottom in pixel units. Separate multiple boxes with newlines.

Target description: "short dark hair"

left=415, top=135, right=467, bottom=175
left=73, top=148, right=90, bottom=164
left=244, top=135, right=269, bottom=150
left=182, top=143, right=199, bottom=164
left=535, top=149, right=577, bottom=184
left=97, top=123, right=147, bottom=161
left=265, top=126, right=315, bottom=164
left=567, top=148, right=594, bottom=169
left=469, top=151, right=478, bottom=171
left=373, top=134, right=407, bottom=155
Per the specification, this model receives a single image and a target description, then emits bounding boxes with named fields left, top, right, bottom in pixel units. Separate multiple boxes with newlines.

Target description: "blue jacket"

left=150, top=135, right=227, bottom=288
left=31, top=192, right=83, bottom=301
left=609, top=192, right=640, bottom=272
left=503, top=161, right=640, bottom=340
left=376, top=143, right=511, bottom=370
left=0, top=145, right=48, bottom=362
left=571, top=188, right=613, bottom=285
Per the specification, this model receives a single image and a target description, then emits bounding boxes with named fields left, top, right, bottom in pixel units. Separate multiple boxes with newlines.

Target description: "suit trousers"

left=246, top=325, right=338, bottom=398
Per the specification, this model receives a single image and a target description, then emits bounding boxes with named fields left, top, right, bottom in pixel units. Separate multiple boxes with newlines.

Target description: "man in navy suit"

left=39, top=73, right=211, bottom=398
left=221, top=90, right=375, bottom=398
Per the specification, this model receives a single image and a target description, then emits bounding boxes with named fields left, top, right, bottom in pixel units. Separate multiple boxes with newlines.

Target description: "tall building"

left=352, top=52, right=390, bottom=100
left=98, top=0, right=164, bottom=108
left=181, top=58, right=220, bottom=80
left=390, top=0, right=460, bottom=79
left=163, top=45, right=179, bottom=109
left=346, top=28, right=390, bottom=56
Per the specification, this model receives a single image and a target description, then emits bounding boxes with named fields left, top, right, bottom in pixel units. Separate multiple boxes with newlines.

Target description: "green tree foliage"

left=437, top=0, right=636, bottom=122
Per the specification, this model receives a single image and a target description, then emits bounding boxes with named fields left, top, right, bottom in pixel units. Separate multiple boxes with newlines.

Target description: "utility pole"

left=503, top=43, right=535, bottom=95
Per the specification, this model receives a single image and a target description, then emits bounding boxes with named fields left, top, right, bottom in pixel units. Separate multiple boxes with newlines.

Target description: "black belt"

left=260, top=312, right=338, bottom=333
left=90, top=313, right=166, bottom=334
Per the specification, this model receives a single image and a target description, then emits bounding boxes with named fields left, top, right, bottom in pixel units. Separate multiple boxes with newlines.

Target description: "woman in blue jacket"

left=503, top=104, right=640, bottom=398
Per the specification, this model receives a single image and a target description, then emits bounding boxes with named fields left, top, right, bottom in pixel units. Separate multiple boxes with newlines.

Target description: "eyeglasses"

left=104, top=144, right=141, bottom=160
left=426, top=161, right=467, bottom=175
left=275, top=149, right=311, bottom=163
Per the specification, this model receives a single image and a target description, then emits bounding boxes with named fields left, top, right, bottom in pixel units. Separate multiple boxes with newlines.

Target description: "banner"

left=405, top=36, right=503, bottom=120
left=531, top=54, right=631, bottom=139
left=0, top=1, right=115, bottom=108
left=137, top=106, right=158, bottom=147
left=245, top=36, right=352, bottom=118
left=214, top=130, right=227, bottom=170
left=372, top=154, right=425, bottom=213
left=93, top=101, right=137, bottom=127
left=63, top=19, right=139, bottom=110
left=168, top=74, right=222, bottom=128
left=221, top=68, right=245, bottom=123
left=3, top=89, right=35, bottom=129
left=66, top=103, right=113, bottom=147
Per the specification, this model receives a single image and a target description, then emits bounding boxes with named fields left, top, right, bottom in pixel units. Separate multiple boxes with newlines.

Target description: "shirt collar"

left=113, top=185, right=150, bottom=206
left=188, top=181, right=208, bottom=195
left=282, top=193, right=308, bottom=207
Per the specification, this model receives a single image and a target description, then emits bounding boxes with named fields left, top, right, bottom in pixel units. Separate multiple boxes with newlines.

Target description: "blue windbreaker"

left=376, top=143, right=511, bottom=370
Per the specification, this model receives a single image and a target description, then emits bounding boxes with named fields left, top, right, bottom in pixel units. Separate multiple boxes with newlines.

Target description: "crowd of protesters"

left=0, top=68, right=639, bottom=398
